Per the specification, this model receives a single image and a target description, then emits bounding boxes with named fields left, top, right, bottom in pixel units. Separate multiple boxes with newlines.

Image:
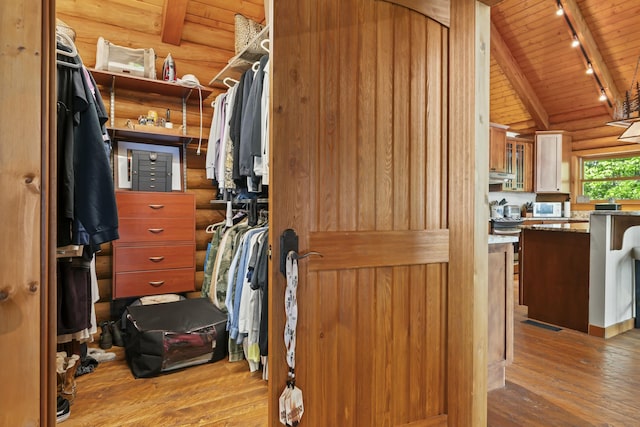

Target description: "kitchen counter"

left=591, top=210, right=640, bottom=216
left=488, top=234, right=519, bottom=244
left=520, top=222, right=589, bottom=233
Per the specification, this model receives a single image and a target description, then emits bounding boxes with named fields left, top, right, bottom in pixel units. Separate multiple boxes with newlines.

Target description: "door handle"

left=148, top=256, right=165, bottom=262
left=148, top=280, right=165, bottom=287
left=279, top=228, right=323, bottom=276
left=148, top=228, right=164, bottom=234
left=148, top=204, right=165, bottom=209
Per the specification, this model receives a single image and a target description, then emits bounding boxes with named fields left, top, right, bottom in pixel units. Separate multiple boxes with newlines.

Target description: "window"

left=580, top=154, right=640, bottom=201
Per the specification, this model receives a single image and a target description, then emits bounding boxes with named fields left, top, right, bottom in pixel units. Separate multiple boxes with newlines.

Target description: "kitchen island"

left=487, top=235, right=516, bottom=390
left=519, top=222, right=590, bottom=332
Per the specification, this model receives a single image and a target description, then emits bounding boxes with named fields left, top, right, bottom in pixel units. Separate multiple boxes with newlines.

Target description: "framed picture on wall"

left=114, top=141, right=182, bottom=191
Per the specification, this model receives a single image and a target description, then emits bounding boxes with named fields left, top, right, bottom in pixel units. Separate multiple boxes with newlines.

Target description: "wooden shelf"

left=108, top=126, right=205, bottom=145
left=209, top=25, right=270, bottom=88
left=91, top=68, right=213, bottom=100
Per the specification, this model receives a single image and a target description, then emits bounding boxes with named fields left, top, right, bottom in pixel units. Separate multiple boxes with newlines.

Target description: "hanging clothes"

left=56, top=36, right=118, bottom=344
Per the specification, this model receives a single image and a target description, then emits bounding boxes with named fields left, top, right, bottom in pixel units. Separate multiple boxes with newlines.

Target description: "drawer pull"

left=148, top=204, right=165, bottom=209
left=148, top=280, right=165, bottom=287
left=148, top=228, right=164, bottom=234
left=148, top=256, right=165, bottom=262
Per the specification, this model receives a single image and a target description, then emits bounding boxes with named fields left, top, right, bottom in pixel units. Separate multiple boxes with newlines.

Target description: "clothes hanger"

left=223, top=77, right=238, bottom=89
left=252, top=61, right=260, bottom=72
left=260, top=39, right=270, bottom=53
left=55, top=31, right=78, bottom=57
left=56, top=31, right=82, bottom=69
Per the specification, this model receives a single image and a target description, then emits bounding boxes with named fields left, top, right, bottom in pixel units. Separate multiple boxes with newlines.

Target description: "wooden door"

left=269, top=1, right=487, bottom=426
left=0, top=0, right=55, bottom=425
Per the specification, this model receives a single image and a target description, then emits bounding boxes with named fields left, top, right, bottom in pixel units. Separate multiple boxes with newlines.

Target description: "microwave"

left=532, top=202, right=562, bottom=218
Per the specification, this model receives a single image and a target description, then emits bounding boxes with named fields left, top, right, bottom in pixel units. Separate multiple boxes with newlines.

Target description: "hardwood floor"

left=64, top=346, right=269, bottom=426
left=63, top=299, right=640, bottom=426
left=488, top=306, right=640, bottom=426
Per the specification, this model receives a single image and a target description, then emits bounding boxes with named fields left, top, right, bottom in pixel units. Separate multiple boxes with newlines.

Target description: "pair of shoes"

left=110, top=320, right=124, bottom=347
left=57, top=396, right=70, bottom=423
left=99, top=321, right=112, bottom=349
left=56, top=353, right=79, bottom=405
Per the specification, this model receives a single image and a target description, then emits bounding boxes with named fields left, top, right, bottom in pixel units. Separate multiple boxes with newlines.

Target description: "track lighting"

left=599, top=89, right=607, bottom=102
left=571, top=35, right=580, bottom=48
left=556, top=0, right=612, bottom=107
left=586, top=63, right=594, bottom=75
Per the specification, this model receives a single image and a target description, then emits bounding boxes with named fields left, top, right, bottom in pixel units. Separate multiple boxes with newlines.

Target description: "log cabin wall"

left=55, top=0, right=270, bottom=321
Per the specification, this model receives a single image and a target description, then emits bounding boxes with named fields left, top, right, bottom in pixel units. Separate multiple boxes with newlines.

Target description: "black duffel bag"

left=124, top=297, right=228, bottom=378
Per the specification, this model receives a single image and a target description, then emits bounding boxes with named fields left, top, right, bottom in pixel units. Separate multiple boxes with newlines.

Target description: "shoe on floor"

left=99, top=321, right=112, bottom=349
left=87, top=347, right=116, bottom=363
left=110, top=320, right=124, bottom=347
left=57, top=396, right=70, bottom=423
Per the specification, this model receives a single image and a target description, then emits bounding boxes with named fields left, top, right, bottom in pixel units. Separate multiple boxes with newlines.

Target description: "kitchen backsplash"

left=489, top=191, right=535, bottom=210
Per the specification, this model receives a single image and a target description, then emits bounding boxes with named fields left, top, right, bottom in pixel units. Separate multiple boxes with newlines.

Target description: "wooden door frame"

left=1, top=0, right=56, bottom=425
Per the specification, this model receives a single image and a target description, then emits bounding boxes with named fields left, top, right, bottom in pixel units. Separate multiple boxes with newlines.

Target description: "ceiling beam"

left=161, top=0, right=188, bottom=46
left=490, top=22, right=550, bottom=130
left=561, top=0, right=621, bottom=118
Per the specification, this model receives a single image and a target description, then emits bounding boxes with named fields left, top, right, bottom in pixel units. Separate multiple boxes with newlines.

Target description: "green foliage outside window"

left=582, top=156, right=640, bottom=200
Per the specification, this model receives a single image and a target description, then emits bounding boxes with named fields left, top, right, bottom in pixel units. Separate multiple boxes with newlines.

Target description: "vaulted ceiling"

left=57, top=0, right=640, bottom=150
left=489, top=0, right=640, bottom=150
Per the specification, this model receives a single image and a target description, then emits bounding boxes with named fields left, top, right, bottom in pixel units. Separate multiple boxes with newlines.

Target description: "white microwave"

left=532, top=202, right=562, bottom=218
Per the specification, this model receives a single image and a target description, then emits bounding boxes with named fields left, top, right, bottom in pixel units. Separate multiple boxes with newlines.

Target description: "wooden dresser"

left=112, top=191, right=196, bottom=299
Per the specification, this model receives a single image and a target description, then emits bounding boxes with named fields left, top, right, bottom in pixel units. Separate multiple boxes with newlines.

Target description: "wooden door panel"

left=271, top=0, right=464, bottom=425
left=308, top=230, right=449, bottom=271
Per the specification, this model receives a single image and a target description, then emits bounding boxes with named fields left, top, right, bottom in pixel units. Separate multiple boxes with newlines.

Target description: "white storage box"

left=95, top=37, right=156, bottom=79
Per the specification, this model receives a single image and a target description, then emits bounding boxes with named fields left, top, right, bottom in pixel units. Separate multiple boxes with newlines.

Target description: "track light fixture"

left=571, top=34, right=580, bottom=48
left=599, top=89, right=608, bottom=102
left=556, top=0, right=612, bottom=107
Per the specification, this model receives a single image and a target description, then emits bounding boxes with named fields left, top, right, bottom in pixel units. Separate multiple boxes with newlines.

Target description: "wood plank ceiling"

left=490, top=0, right=640, bottom=150
left=57, top=0, right=640, bottom=150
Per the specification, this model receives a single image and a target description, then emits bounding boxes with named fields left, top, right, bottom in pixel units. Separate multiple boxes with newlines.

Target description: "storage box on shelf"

left=112, top=191, right=196, bottom=299
left=209, top=25, right=270, bottom=88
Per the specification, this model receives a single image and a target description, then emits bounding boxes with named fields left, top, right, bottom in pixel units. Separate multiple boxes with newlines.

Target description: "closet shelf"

left=107, top=126, right=206, bottom=145
left=208, top=25, right=270, bottom=88
left=90, top=68, right=211, bottom=147
left=91, top=68, right=213, bottom=100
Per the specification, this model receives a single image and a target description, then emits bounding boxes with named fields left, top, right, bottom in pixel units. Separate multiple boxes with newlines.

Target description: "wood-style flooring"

left=64, top=293, right=640, bottom=426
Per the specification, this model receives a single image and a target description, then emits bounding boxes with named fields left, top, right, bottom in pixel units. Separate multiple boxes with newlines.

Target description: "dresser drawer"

left=116, top=191, right=195, bottom=219
left=117, top=218, right=195, bottom=243
left=114, top=244, right=195, bottom=272
left=113, top=268, right=195, bottom=299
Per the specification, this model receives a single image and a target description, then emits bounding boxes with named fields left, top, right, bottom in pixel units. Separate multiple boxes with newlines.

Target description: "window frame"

left=572, top=145, right=640, bottom=206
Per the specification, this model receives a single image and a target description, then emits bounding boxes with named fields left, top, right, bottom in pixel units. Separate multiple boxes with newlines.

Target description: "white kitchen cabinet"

left=535, top=131, right=572, bottom=193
